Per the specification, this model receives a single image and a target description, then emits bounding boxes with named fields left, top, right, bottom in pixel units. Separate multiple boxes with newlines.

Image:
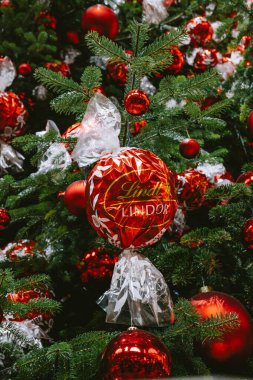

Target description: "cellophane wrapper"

left=97, top=250, right=173, bottom=326
left=142, top=0, right=168, bottom=25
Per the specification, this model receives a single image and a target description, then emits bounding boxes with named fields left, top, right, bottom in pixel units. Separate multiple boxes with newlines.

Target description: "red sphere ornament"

left=179, top=138, right=200, bottom=158
left=186, top=17, right=213, bottom=47
left=2, top=240, right=37, bottom=261
left=247, top=110, right=253, bottom=141
left=35, top=11, right=56, bottom=29
left=177, top=169, right=210, bottom=210
left=44, top=62, right=70, bottom=77
left=124, top=90, right=150, bottom=116
left=76, top=247, right=119, bottom=284
left=0, top=208, right=10, bottom=230
left=191, top=290, right=253, bottom=365
left=193, top=48, right=218, bottom=70
left=166, top=46, right=184, bottom=74
left=107, top=59, right=128, bottom=86
left=0, top=92, right=28, bottom=143
left=130, top=119, right=147, bottom=135
left=18, top=63, right=32, bottom=76
left=100, top=328, right=172, bottom=379
left=81, top=5, right=119, bottom=40
left=242, top=218, right=253, bottom=251
left=66, top=31, right=79, bottom=45
left=237, top=171, right=253, bottom=186
left=62, top=122, right=82, bottom=150
left=86, top=148, right=177, bottom=249
left=64, top=180, right=87, bottom=216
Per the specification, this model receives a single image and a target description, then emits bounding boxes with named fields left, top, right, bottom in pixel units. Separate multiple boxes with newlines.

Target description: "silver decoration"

left=0, top=56, right=16, bottom=92
left=61, top=47, right=81, bottom=65
left=104, top=0, right=124, bottom=12
left=140, top=76, right=156, bottom=96
left=33, top=85, right=48, bottom=101
left=142, top=0, right=168, bottom=25
left=90, top=56, right=109, bottom=70
left=0, top=144, right=24, bottom=175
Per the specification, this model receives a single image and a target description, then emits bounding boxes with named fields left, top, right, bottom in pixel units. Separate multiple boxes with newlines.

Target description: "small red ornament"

left=44, top=62, right=70, bottom=77
left=191, top=290, right=253, bottom=365
left=0, top=208, right=10, bottom=230
left=163, top=0, right=175, bottom=6
left=124, top=89, right=150, bottom=116
left=240, top=35, right=252, bottom=49
left=247, top=110, right=253, bottom=141
left=62, top=122, right=82, bottom=149
left=199, top=96, right=220, bottom=110
left=154, top=45, right=184, bottom=77
left=186, top=17, right=213, bottom=47
left=242, top=218, right=253, bottom=251
left=66, top=31, right=79, bottom=45
left=100, top=328, right=172, bottom=379
left=107, top=59, right=128, bottom=86
left=193, top=48, right=218, bottom=70
left=81, top=5, right=119, bottom=40
left=35, top=11, right=56, bottom=29
left=237, top=171, right=253, bottom=186
left=179, top=138, right=200, bottom=159
left=92, top=86, right=106, bottom=96
left=86, top=148, right=178, bottom=249
left=18, top=63, right=32, bottom=76
left=63, top=180, right=87, bottom=216
left=2, top=240, right=37, bottom=261
left=130, top=119, right=147, bottom=135
left=76, top=247, right=118, bottom=284
left=177, top=169, right=210, bottom=210
left=0, top=92, right=28, bottom=143
left=0, top=0, right=10, bottom=6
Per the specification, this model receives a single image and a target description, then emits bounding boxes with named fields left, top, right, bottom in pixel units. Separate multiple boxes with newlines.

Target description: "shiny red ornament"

left=191, top=290, right=253, bottom=364
left=124, top=90, right=150, bottom=116
left=242, top=218, right=253, bottom=251
left=237, top=171, right=253, bottom=186
left=199, top=96, right=220, bottom=110
left=64, top=180, right=87, bottom=216
left=186, top=17, right=213, bottom=47
left=193, top=48, right=218, bottom=70
left=76, top=247, right=118, bottom=284
left=44, top=62, right=70, bottom=77
left=0, top=92, right=28, bottom=143
left=35, top=11, right=56, bottom=29
left=240, top=35, right=252, bottom=49
left=163, top=0, right=175, bottom=5
left=177, top=169, right=210, bottom=210
left=81, top=5, right=119, bottom=40
left=86, top=148, right=178, bottom=249
left=3, top=240, right=36, bottom=261
left=66, top=31, right=79, bottom=45
left=0, top=208, right=10, bottom=230
left=247, top=110, right=253, bottom=141
left=166, top=46, right=184, bottom=74
left=179, top=138, right=200, bottom=159
left=107, top=59, right=128, bottom=86
left=18, top=63, right=32, bottom=76
left=100, top=328, right=172, bottom=379
left=62, top=122, right=82, bottom=149
left=92, top=85, right=106, bottom=96
left=130, top=119, right=147, bottom=135
left=0, top=0, right=10, bottom=6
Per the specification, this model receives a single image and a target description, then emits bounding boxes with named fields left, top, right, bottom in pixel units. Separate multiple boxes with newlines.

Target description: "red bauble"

left=124, top=90, right=150, bottom=116
left=35, top=11, right=56, bottom=29
left=163, top=0, right=175, bottom=5
left=242, top=218, right=253, bottom=251
left=240, top=35, right=252, bottom=49
left=86, top=148, right=178, bottom=249
left=186, top=17, right=213, bottom=47
left=0, top=0, right=10, bottom=6
left=44, top=62, right=70, bottom=77
left=62, top=122, right=82, bottom=150
left=193, top=48, right=218, bottom=70
left=177, top=169, right=210, bottom=210
left=107, top=59, right=128, bottom=86
left=179, top=138, right=200, bottom=158
left=0, top=92, right=28, bottom=143
left=64, top=180, right=87, bottom=216
left=18, top=63, right=32, bottom=76
left=199, top=96, right=220, bottom=110
left=130, top=119, right=147, bottom=135
left=191, top=290, right=253, bottom=364
left=76, top=247, right=118, bottom=284
left=247, top=110, right=253, bottom=141
left=66, top=31, right=79, bottom=45
left=92, top=85, right=106, bottom=96
left=2, top=240, right=37, bottom=261
left=166, top=46, right=184, bottom=74
left=0, top=208, right=10, bottom=230
left=100, top=328, right=172, bottom=379
left=81, top=5, right=119, bottom=40
left=237, top=171, right=253, bottom=186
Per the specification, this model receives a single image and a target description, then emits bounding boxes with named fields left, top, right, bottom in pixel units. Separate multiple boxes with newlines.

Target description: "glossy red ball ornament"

left=177, top=169, right=210, bottom=210
left=0, top=92, right=28, bottom=143
left=0, top=0, right=10, bottom=7
left=193, top=48, right=218, bottom=70
left=186, top=17, right=213, bottom=47
left=130, top=119, right=147, bottom=135
left=100, top=328, right=172, bottom=379
left=242, top=218, right=253, bottom=251
left=86, top=148, right=178, bottom=249
left=240, top=35, right=252, bottom=49
left=124, top=90, right=150, bottom=116
left=166, top=46, right=184, bottom=74
left=66, top=31, right=79, bottom=45
left=179, top=138, right=200, bottom=159
left=81, top=5, right=119, bottom=40
left=62, top=122, right=82, bottom=150
left=191, top=290, right=253, bottom=365
left=237, top=171, right=253, bottom=186
left=18, top=63, right=32, bottom=76
left=64, top=180, right=87, bottom=216
left=107, top=59, right=128, bottom=86
left=247, top=110, right=253, bottom=141
left=76, top=247, right=119, bottom=284
left=35, top=11, right=56, bottom=29
left=0, top=208, right=10, bottom=230
left=44, top=62, right=70, bottom=77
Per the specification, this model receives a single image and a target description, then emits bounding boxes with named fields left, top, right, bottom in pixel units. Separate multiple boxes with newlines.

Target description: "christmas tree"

left=1, top=0, right=253, bottom=379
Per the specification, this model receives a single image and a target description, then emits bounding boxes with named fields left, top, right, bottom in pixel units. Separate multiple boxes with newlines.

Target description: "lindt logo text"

left=119, top=181, right=166, bottom=199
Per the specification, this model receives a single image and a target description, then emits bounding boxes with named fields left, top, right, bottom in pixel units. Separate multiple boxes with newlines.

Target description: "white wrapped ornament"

left=142, top=0, right=168, bottom=25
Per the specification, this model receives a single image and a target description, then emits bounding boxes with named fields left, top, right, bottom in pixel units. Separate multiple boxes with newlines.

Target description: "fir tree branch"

left=85, top=31, right=128, bottom=61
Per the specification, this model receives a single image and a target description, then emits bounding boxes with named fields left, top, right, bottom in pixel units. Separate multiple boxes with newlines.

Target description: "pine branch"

left=129, top=20, right=150, bottom=56
left=181, top=228, right=232, bottom=247
left=85, top=31, right=128, bottom=61
left=51, top=92, right=85, bottom=115
left=201, top=99, right=232, bottom=117
left=80, top=66, right=102, bottom=89
left=34, top=68, right=83, bottom=94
